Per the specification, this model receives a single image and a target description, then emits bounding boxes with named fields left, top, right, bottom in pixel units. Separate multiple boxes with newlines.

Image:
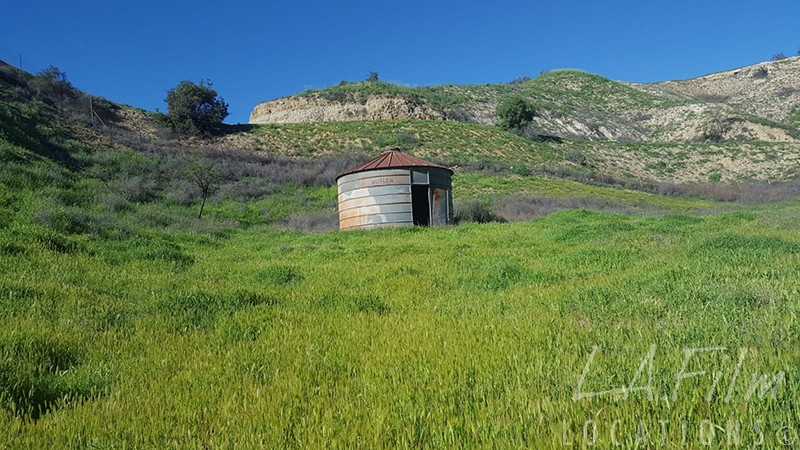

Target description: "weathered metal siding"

left=337, top=166, right=453, bottom=231
left=426, top=168, right=452, bottom=226
left=337, top=169, right=413, bottom=230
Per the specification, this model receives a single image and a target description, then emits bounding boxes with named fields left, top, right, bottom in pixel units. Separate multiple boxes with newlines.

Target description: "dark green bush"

left=162, top=80, right=228, bottom=135
left=565, top=148, right=587, bottom=165
left=496, top=97, right=536, bottom=130
left=454, top=199, right=504, bottom=224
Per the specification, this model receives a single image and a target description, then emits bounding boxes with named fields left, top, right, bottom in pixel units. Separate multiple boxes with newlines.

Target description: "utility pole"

left=18, top=53, right=22, bottom=70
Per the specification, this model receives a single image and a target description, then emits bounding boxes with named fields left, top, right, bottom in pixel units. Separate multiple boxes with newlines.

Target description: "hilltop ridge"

left=250, top=58, right=800, bottom=144
left=2, top=56, right=799, bottom=185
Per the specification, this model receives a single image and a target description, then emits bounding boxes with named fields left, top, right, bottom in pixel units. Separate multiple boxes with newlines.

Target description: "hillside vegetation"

left=252, top=58, right=800, bottom=143
left=244, top=58, right=800, bottom=183
left=2, top=58, right=800, bottom=447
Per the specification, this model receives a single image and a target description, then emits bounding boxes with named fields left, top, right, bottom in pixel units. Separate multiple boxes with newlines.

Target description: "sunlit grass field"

left=1, top=202, right=799, bottom=448
left=3, top=67, right=800, bottom=447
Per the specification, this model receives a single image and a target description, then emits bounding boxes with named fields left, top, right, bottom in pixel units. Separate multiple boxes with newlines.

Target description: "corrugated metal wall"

left=337, top=168, right=452, bottom=231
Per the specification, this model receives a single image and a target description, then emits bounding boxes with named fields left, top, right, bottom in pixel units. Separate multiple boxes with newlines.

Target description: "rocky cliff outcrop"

left=637, top=57, right=800, bottom=124
left=249, top=94, right=446, bottom=124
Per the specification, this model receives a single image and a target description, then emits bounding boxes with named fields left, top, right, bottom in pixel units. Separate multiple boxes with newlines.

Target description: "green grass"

left=788, top=106, right=800, bottom=130
left=246, top=118, right=800, bottom=184
left=1, top=205, right=799, bottom=447
left=4, top=61, right=800, bottom=447
left=302, top=71, right=687, bottom=119
left=251, top=119, right=563, bottom=169
left=517, top=70, right=688, bottom=115
left=453, top=172, right=717, bottom=212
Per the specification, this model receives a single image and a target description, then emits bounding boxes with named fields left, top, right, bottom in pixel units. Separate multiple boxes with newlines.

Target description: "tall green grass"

left=1, top=204, right=798, bottom=447
left=3, top=64, right=800, bottom=447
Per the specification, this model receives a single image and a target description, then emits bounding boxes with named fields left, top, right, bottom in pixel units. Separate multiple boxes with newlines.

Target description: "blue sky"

left=1, top=0, right=798, bottom=124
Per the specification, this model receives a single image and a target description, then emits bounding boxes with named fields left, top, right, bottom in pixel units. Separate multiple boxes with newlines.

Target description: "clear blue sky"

left=2, top=0, right=798, bottom=124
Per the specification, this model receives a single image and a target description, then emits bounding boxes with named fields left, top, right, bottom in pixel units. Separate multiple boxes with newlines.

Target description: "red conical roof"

left=336, top=148, right=452, bottom=180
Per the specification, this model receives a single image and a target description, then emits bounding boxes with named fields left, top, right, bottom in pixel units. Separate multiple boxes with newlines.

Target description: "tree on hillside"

left=33, top=65, right=74, bottom=103
left=772, top=53, right=787, bottom=61
left=185, top=161, right=223, bottom=219
left=496, top=96, right=536, bottom=131
left=163, top=80, right=229, bottom=135
left=366, top=71, right=379, bottom=82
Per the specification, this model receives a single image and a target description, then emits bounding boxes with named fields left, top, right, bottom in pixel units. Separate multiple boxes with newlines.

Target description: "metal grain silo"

left=336, top=148, right=453, bottom=230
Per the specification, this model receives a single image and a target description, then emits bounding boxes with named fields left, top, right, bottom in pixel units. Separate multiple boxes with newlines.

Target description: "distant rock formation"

left=249, top=94, right=445, bottom=124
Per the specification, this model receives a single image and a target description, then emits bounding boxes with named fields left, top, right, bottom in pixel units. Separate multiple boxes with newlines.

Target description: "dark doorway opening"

left=411, top=186, right=430, bottom=226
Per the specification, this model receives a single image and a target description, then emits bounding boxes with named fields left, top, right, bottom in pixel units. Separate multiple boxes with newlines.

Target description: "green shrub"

left=565, top=148, right=587, bottom=165
left=496, top=96, right=536, bottom=130
left=162, top=80, right=228, bottom=135
left=453, top=199, right=504, bottom=224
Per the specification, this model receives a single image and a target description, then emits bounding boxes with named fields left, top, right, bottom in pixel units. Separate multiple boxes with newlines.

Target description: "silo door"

left=411, top=186, right=430, bottom=226
left=431, top=188, right=448, bottom=225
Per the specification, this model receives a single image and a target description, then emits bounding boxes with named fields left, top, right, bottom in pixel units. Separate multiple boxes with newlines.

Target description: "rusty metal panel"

left=431, top=188, right=449, bottom=225
left=340, top=213, right=414, bottom=230
left=338, top=185, right=411, bottom=202
left=339, top=216, right=364, bottom=230
left=336, top=150, right=451, bottom=180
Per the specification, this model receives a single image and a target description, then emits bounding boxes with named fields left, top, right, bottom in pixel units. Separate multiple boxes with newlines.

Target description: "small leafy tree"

left=496, top=96, right=536, bottom=131
left=164, top=80, right=229, bottom=135
left=185, top=161, right=223, bottom=219
left=38, top=66, right=71, bottom=85
left=33, top=66, right=74, bottom=103
left=366, top=71, right=379, bottom=82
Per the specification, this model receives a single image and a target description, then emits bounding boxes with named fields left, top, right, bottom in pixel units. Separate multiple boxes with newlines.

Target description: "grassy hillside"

left=303, top=70, right=686, bottom=117
left=253, top=58, right=800, bottom=153
left=219, top=119, right=800, bottom=183
left=2, top=204, right=800, bottom=447
left=245, top=119, right=562, bottom=168
left=244, top=59, right=800, bottom=183
left=3, top=59, right=800, bottom=447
